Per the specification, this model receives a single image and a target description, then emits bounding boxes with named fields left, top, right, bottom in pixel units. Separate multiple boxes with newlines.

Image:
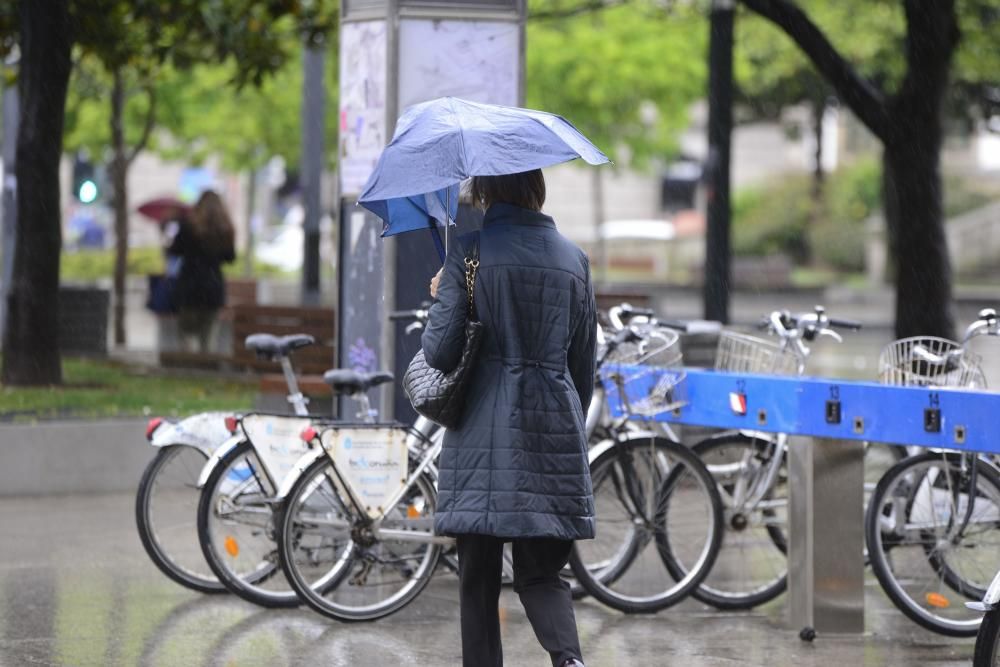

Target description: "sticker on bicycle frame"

left=729, top=392, right=748, bottom=416
left=240, top=415, right=313, bottom=487
left=322, top=428, right=409, bottom=519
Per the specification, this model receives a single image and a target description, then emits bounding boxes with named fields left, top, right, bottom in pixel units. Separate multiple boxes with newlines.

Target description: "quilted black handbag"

left=402, top=236, right=483, bottom=429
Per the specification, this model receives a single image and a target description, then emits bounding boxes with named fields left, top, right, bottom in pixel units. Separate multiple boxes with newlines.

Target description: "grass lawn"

left=0, top=356, right=257, bottom=421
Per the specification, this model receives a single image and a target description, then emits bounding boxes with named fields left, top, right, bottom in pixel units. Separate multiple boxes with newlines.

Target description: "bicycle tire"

left=278, top=455, right=442, bottom=622
left=569, top=434, right=723, bottom=614
left=866, top=452, right=1000, bottom=637
left=136, top=444, right=225, bottom=594
left=661, top=432, right=788, bottom=610
left=974, top=607, right=1000, bottom=667
left=197, top=440, right=299, bottom=608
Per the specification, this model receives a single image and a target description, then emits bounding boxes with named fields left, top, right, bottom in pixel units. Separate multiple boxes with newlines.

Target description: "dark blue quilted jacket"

left=421, top=203, right=597, bottom=540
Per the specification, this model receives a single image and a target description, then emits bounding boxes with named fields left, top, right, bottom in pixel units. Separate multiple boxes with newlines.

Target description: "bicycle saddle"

left=244, top=333, right=316, bottom=360
left=322, top=369, right=394, bottom=395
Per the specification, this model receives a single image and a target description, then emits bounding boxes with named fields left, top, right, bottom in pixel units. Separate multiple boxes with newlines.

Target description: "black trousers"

left=456, top=534, right=583, bottom=667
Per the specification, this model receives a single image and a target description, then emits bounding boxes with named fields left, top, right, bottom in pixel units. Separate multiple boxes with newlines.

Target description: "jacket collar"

left=482, top=203, right=555, bottom=229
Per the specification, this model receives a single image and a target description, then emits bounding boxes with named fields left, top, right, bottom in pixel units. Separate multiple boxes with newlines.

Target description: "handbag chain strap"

left=464, top=235, right=480, bottom=316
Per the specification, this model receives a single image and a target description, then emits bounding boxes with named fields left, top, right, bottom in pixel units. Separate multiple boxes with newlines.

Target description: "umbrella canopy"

left=137, top=197, right=191, bottom=224
left=359, top=97, right=610, bottom=245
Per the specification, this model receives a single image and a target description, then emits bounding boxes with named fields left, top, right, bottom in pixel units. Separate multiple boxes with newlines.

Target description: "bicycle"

left=275, top=392, right=448, bottom=621
left=969, top=569, right=1000, bottom=666
left=659, top=306, right=863, bottom=611
left=567, top=317, right=726, bottom=614
left=866, top=308, right=1000, bottom=637
left=135, top=332, right=320, bottom=594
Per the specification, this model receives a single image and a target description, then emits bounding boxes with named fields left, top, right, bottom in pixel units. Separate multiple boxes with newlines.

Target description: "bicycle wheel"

left=279, top=456, right=442, bottom=622
left=974, top=607, right=1000, bottom=667
left=569, top=433, right=723, bottom=613
left=663, top=432, right=788, bottom=610
left=136, top=444, right=225, bottom=593
left=866, top=452, right=1000, bottom=636
left=197, top=440, right=299, bottom=608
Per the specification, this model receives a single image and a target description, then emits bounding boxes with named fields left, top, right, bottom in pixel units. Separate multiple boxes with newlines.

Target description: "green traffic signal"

left=78, top=179, right=98, bottom=204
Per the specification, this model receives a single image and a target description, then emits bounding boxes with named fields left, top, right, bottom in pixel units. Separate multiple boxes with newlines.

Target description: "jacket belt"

left=483, top=356, right=565, bottom=372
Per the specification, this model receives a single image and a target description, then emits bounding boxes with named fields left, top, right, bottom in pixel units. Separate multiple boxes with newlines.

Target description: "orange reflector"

left=407, top=505, right=421, bottom=519
left=925, top=592, right=950, bottom=608
left=224, top=536, right=239, bottom=557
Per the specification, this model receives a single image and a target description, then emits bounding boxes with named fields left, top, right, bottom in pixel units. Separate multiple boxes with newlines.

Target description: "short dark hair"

left=469, top=169, right=546, bottom=212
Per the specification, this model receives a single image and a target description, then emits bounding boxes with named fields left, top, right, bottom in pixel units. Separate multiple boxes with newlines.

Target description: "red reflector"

left=145, top=417, right=164, bottom=441
left=224, top=416, right=239, bottom=433
left=300, top=426, right=318, bottom=443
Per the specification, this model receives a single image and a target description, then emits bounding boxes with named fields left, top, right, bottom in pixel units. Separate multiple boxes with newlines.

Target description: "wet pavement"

left=0, top=491, right=976, bottom=667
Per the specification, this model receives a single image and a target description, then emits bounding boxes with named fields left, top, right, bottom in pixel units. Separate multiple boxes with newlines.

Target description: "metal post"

left=788, top=437, right=865, bottom=634
left=0, top=68, right=19, bottom=336
left=703, top=0, right=733, bottom=323
left=301, top=38, right=325, bottom=305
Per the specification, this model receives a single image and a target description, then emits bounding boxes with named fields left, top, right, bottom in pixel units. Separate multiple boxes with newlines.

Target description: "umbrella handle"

left=430, top=225, right=446, bottom=264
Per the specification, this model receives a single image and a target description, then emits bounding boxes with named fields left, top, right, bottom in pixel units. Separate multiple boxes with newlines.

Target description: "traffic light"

left=72, top=154, right=100, bottom=204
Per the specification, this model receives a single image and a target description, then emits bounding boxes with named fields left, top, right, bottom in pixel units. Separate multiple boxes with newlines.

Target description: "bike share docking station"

left=608, top=367, right=1000, bottom=636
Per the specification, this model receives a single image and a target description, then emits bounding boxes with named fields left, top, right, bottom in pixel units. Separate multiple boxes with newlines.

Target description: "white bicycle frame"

left=311, top=420, right=454, bottom=546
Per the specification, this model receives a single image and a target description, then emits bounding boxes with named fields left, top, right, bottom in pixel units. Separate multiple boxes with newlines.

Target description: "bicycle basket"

left=714, top=331, right=798, bottom=376
left=878, top=336, right=986, bottom=388
left=603, top=325, right=686, bottom=419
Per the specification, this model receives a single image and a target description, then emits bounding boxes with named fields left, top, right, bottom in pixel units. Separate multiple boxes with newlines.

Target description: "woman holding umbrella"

left=361, top=98, right=609, bottom=667
left=423, top=169, right=595, bottom=667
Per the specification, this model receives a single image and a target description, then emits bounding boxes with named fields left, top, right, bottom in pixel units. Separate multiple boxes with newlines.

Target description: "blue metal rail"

left=606, top=367, right=1000, bottom=455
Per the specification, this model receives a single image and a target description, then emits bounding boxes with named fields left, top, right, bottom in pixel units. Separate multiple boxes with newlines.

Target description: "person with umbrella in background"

left=138, top=196, right=192, bottom=317
left=166, top=190, right=236, bottom=352
left=361, top=98, right=609, bottom=667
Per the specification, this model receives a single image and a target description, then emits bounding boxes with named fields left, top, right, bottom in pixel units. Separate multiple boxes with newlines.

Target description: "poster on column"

left=398, top=19, right=520, bottom=111
left=340, top=20, right=387, bottom=196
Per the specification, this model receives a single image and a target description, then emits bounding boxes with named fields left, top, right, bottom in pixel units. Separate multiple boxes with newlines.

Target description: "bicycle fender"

left=587, top=430, right=662, bottom=464
left=275, top=448, right=329, bottom=501
left=196, top=434, right=248, bottom=489
left=149, top=411, right=232, bottom=456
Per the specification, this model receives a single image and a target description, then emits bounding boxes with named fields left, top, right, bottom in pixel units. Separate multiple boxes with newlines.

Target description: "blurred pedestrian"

left=169, top=190, right=236, bottom=352
left=421, top=169, right=596, bottom=667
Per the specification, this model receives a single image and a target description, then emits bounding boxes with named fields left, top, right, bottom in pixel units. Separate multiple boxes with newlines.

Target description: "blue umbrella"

left=359, top=97, right=610, bottom=261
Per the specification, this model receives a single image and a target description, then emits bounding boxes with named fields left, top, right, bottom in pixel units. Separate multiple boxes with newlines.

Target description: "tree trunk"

left=810, top=94, right=825, bottom=201
left=738, top=0, right=958, bottom=339
left=244, top=169, right=256, bottom=277
left=110, top=69, right=128, bottom=346
left=591, top=167, right=606, bottom=284
left=882, top=0, right=958, bottom=340
left=1, top=0, right=71, bottom=385
left=883, top=122, right=954, bottom=340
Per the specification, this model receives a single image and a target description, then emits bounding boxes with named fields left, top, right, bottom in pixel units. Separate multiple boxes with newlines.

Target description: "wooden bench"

left=231, top=303, right=337, bottom=400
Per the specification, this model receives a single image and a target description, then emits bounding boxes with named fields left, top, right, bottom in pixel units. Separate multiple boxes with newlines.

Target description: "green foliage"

left=732, top=174, right=814, bottom=262
left=153, top=43, right=339, bottom=172
left=734, top=158, right=881, bottom=271
left=60, top=247, right=291, bottom=283
left=0, top=356, right=256, bottom=420
left=736, top=0, right=1000, bottom=124
left=527, top=1, right=707, bottom=168
left=63, top=7, right=339, bottom=171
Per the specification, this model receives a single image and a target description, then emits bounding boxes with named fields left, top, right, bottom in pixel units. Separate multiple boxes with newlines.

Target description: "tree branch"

left=126, top=85, right=156, bottom=167
left=738, top=0, right=891, bottom=142
left=529, top=0, right=629, bottom=21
